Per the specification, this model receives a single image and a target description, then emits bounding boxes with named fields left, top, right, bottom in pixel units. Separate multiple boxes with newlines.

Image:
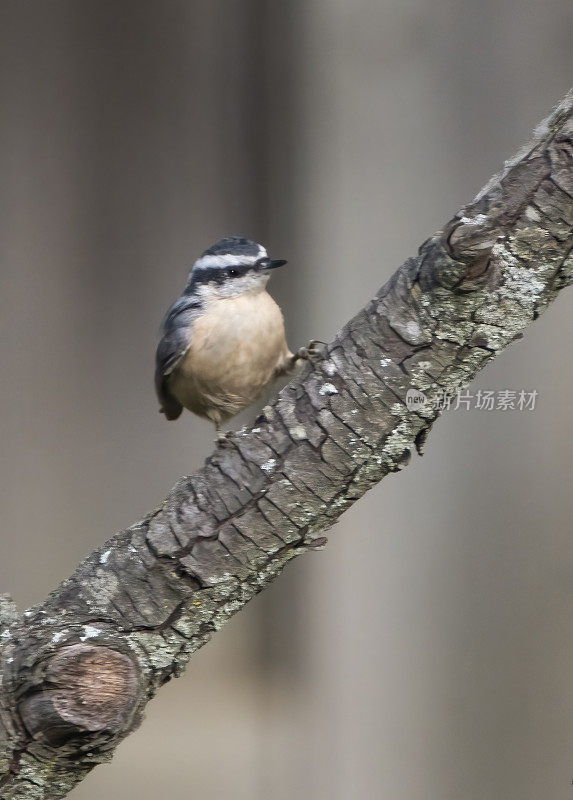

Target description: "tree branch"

left=2, top=90, right=573, bottom=799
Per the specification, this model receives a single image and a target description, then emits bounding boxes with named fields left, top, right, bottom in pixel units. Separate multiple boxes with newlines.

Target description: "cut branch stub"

left=18, top=645, right=140, bottom=750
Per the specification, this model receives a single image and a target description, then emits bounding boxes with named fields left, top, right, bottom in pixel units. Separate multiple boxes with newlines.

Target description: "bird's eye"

left=228, top=268, right=240, bottom=278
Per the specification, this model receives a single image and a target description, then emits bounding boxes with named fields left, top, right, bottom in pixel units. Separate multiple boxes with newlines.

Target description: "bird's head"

left=185, top=236, right=287, bottom=301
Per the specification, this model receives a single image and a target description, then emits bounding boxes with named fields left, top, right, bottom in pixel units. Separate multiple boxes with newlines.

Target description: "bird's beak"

left=265, top=259, right=288, bottom=270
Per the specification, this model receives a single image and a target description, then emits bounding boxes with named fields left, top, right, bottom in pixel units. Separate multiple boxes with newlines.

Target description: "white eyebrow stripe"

left=194, top=246, right=267, bottom=270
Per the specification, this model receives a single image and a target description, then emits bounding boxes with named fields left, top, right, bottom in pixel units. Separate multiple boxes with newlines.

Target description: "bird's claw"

left=216, top=429, right=237, bottom=447
left=295, top=339, right=327, bottom=362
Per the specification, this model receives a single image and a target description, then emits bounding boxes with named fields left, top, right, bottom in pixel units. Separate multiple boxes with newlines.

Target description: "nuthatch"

left=155, top=236, right=313, bottom=429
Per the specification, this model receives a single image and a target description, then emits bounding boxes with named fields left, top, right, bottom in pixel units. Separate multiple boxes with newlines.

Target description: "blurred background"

left=1, top=2, right=572, bottom=798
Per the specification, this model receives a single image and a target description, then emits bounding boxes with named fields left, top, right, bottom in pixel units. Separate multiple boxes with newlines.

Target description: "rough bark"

left=1, top=90, right=573, bottom=799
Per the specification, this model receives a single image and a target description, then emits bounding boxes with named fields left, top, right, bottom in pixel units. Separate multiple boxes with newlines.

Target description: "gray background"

left=1, top=2, right=572, bottom=798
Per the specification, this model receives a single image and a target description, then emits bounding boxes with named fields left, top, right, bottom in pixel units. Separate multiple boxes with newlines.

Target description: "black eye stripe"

left=190, top=263, right=253, bottom=287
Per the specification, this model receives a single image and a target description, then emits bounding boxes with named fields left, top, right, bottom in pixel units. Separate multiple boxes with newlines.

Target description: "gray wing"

left=155, top=295, right=200, bottom=420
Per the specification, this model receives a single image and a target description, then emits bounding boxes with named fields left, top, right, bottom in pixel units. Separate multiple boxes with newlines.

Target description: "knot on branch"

left=18, top=644, right=140, bottom=751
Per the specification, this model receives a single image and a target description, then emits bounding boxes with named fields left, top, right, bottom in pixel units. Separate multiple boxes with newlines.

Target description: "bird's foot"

left=294, top=339, right=327, bottom=363
left=215, top=429, right=237, bottom=448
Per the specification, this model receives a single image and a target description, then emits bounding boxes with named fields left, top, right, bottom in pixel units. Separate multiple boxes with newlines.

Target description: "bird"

left=155, top=236, right=312, bottom=431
